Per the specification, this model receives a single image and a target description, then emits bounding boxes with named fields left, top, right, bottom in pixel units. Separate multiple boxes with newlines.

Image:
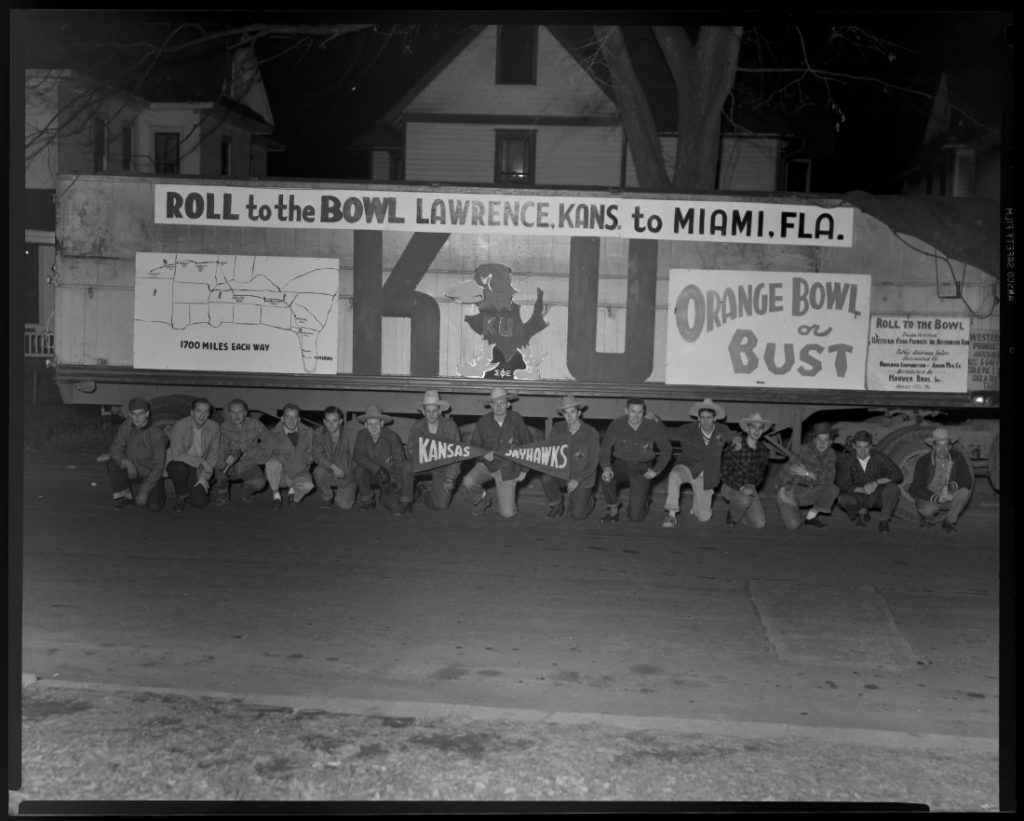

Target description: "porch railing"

left=25, top=323, right=54, bottom=358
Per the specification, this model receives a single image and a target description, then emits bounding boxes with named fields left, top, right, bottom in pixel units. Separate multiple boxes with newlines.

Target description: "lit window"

left=154, top=133, right=180, bottom=174
left=495, top=130, right=536, bottom=185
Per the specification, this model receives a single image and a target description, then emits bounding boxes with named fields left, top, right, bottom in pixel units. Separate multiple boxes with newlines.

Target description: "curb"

left=25, top=676, right=998, bottom=754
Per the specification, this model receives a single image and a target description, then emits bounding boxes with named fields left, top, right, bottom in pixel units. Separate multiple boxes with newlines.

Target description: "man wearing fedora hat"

left=542, top=395, right=600, bottom=520
left=598, top=398, right=673, bottom=523
left=663, top=398, right=730, bottom=527
left=720, top=411, right=774, bottom=528
left=406, top=390, right=463, bottom=511
left=106, top=397, right=168, bottom=511
left=463, top=386, right=532, bottom=517
left=776, top=421, right=841, bottom=530
left=908, top=428, right=973, bottom=533
left=836, top=430, right=903, bottom=532
left=354, top=405, right=414, bottom=516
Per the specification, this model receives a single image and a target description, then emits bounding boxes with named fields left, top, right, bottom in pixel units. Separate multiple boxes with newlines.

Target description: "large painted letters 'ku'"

left=352, top=230, right=657, bottom=382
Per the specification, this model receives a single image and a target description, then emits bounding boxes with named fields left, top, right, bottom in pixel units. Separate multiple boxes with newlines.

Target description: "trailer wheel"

left=148, top=394, right=196, bottom=436
left=876, top=424, right=975, bottom=522
left=988, top=434, right=999, bottom=492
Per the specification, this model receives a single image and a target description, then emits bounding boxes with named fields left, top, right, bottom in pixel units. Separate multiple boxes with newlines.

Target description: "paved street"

left=18, top=447, right=1001, bottom=749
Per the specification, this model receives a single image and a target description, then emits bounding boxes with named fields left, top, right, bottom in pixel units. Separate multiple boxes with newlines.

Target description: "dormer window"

left=496, top=25, right=537, bottom=85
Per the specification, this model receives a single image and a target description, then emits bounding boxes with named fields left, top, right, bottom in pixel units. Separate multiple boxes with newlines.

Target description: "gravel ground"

left=13, top=681, right=1001, bottom=812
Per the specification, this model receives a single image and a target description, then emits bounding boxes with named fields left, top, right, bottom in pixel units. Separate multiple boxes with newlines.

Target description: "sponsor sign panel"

left=866, top=314, right=970, bottom=392
left=665, top=269, right=872, bottom=390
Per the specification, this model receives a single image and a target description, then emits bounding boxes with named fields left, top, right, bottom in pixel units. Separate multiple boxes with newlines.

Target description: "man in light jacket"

left=257, top=402, right=315, bottom=509
left=165, top=397, right=220, bottom=512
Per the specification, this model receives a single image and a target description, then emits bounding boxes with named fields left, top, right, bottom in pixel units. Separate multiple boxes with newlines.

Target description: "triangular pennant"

left=410, top=432, right=487, bottom=471
left=499, top=436, right=572, bottom=480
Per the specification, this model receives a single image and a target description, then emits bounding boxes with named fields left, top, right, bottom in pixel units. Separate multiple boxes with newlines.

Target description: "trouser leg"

left=566, top=484, right=594, bottom=520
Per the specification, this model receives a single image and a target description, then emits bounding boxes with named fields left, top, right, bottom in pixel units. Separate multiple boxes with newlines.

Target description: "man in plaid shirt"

left=720, top=411, right=773, bottom=528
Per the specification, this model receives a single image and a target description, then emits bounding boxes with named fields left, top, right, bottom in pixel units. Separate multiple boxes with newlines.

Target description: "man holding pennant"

left=406, top=390, right=466, bottom=512
left=462, top=386, right=533, bottom=518
left=538, top=395, right=600, bottom=521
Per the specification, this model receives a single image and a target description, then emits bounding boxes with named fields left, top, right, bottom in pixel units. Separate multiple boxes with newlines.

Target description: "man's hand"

left=442, top=479, right=454, bottom=492
left=484, top=451, right=495, bottom=463
left=602, top=467, right=614, bottom=483
left=863, top=480, right=878, bottom=494
left=567, top=479, right=579, bottom=494
left=516, top=471, right=527, bottom=483
left=122, top=460, right=139, bottom=480
left=643, top=468, right=657, bottom=480
left=741, top=484, right=755, bottom=496
left=375, top=468, right=391, bottom=487
left=948, top=481, right=959, bottom=492
left=330, top=464, right=345, bottom=480
left=930, top=493, right=941, bottom=503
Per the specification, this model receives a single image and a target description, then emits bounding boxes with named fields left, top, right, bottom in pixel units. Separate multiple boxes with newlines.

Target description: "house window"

left=120, top=126, right=133, bottom=171
left=154, top=132, right=180, bottom=174
left=92, top=118, right=106, bottom=172
left=495, top=130, right=536, bottom=185
left=784, top=158, right=812, bottom=192
left=220, top=137, right=232, bottom=176
left=496, top=25, right=537, bottom=85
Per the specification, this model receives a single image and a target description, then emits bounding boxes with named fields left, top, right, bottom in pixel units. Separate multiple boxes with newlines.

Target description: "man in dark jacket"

left=908, top=428, right=973, bottom=533
left=354, top=405, right=414, bottom=516
left=836, top=429, right=904, bottom=532
left=312, top=405, right=359, bottom=510
left=406, top=390, right=463, bottom=512
left=106, top=397, right=168, bottom=511
left=463, top=386, right=533, bottom=518
left=542, top=395, right=600, bottom=521
left=598, top=398, right=672, bottom=524
left=663, top=398, right=730, bottom=527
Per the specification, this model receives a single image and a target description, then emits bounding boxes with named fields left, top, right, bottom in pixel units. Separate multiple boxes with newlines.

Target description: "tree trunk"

left=594, top=25, right=670, bottom=192
left=654, top=26, right=743, bottom=191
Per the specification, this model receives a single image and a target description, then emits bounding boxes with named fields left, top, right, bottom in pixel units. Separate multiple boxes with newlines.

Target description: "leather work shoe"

left=725, top=510, right=735, bottom=526
left=878, top=519, right=891, bottom=533
left=320, top=499, right=334, bottom=510
left=213, top=495, right=228, bottom=507
left=919, top=517, right=936, bottom=528
left=472, top=493, right=492, bottom=517
left=241, top=486, right=254, bottom=503
left=546, top=502, right=564, bottom=520
left=174, top=498, right=187, bottom=513
left=942, top=520, right=957, bottom=533
left=854, top=513, right=867, bottom=528
left=272, top=496, right=282, bottom=510
left=600, top=509, right=619, bottom=524
left=804, top=517, right=828, bottom=528
left=358, top=497, right=376, bottom=512
left=113, top=497, right=133, bottom=510
left=662, top=512, right=677, bottom=528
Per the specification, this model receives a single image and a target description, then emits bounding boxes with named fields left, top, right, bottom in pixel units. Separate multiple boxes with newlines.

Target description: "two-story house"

left=350, top=24, right=819, bottom=192
left=21, top=43, right=282, bottom=362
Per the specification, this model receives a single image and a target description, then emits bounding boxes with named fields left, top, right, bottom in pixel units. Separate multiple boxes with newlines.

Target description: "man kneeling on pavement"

left=354, top=405, right=414, bottom=516
left=908, top=427, right=972, bottom=533
left=106, top=397, right=168, bottom=511
left=836, top=430, right=903, bottom=532
left=776, top=421, right=840, bottom=529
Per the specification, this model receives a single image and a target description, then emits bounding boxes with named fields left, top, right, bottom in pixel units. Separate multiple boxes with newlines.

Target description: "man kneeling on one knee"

left=777, top=421, right=840, bottom=530
left=908, top=428, right=972, bottom=533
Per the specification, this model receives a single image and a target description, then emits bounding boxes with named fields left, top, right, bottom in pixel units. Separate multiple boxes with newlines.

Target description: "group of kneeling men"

left=105, top=388, right=973, bottom=532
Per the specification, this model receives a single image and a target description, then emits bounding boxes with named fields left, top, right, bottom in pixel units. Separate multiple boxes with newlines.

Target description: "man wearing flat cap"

left=463, top=386, right=532, bottom=517
left=406, top=390, right=463, bottom=511
left=908, top=428, right=973, bottom=533
left=720, top=411, right=774, bottom=528
left=663, top=398, right=730, bottom=527
left=836, top=430, right=903, bottom=532
left=354, top=405, right=414, bottom=516
left=776, top=421, right=840, bottom=529
left=542, top=395, right=600, bottom=520
left=106, top=397, right=168, bottom=511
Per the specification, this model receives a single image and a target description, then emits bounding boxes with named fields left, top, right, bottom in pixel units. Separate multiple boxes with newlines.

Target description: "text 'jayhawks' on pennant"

left=499, top=437, right=571, bottom=480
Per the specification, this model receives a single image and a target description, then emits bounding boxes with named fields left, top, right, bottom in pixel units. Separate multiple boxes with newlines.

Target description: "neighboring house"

left=21, top=44, right=282, bottom=353
left=350, top=24, right=817, bottom=192
left=900, top=69, right=1001, bottom=202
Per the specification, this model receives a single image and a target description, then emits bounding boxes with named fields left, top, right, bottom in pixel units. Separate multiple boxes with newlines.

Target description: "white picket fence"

left=25, top=323, right=54, bottom=358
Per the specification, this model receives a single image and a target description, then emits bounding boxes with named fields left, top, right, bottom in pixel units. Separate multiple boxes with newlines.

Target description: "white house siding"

left=405, top=26, right=616, bottom=120
left=623, top=134, right=780, bottom=192
left=406, top=121, right=624, bottom=186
